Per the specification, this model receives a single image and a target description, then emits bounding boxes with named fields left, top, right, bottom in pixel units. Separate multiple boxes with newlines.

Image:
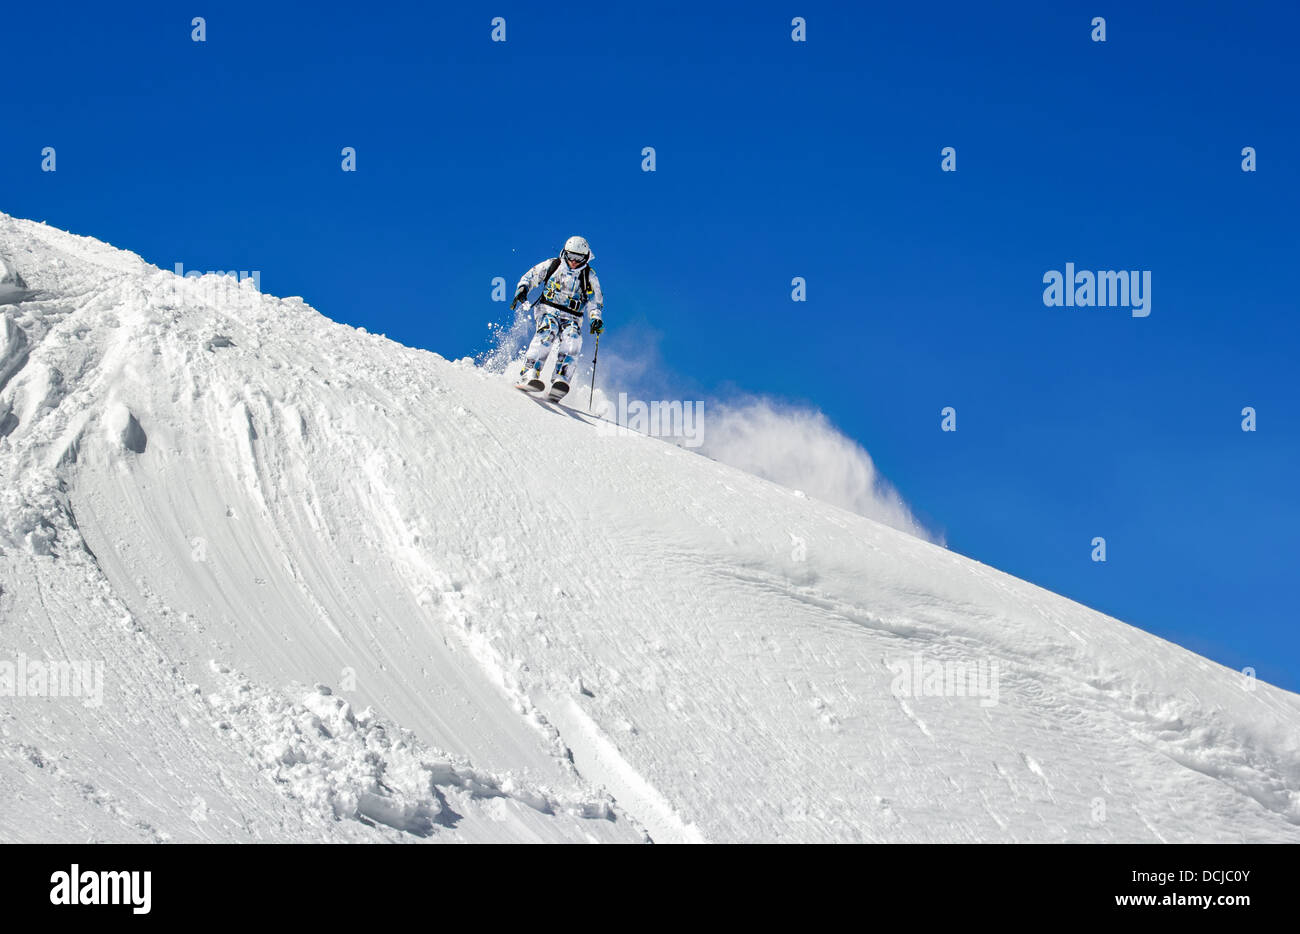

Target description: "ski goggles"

left=562, top=250, right=588, bottom=266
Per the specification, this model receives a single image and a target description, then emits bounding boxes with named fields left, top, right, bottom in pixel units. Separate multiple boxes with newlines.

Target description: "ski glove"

left=589, top=317, right=604, bottom=335
left=511, top=285, right=529, bottom=310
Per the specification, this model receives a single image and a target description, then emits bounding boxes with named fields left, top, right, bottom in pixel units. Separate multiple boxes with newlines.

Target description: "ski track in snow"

left=539, top=694, right=704, bottom=844
left=1, top=212, right=1299, bottom=843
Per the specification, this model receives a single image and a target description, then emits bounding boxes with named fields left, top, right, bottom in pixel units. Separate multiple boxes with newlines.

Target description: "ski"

left=547, top=380, right=570, bottom=402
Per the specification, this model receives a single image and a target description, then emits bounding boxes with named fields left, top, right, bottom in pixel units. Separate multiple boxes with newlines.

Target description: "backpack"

left=544, top=256, right=594, bottom=305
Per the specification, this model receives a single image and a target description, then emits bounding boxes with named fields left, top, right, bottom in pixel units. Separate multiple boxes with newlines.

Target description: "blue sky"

left=3, top=1, right=1297, bottom=690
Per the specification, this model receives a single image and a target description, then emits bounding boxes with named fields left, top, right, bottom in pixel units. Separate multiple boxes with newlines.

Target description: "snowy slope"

left=1, top=212, right=1297, bottom=843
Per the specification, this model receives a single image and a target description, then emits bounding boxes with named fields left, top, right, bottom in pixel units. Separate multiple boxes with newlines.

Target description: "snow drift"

left=1, top=211, right=1297, bottom=843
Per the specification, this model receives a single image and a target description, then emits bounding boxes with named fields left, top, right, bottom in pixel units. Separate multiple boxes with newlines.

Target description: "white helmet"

left=561, top=235, right=591, bottom=268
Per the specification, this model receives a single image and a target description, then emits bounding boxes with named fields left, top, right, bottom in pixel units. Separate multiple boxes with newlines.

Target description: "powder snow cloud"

left=485, top=320, right=938, bottom=543
left=697, top=397, right=936, bottom=542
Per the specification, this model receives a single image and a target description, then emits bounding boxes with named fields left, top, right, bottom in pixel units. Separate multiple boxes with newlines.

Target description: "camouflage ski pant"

left=521, top=307, right=583, bottom=383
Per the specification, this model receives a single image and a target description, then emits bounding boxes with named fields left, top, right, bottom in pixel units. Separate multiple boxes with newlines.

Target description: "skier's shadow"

left=521, top=391, right=599, bottom=425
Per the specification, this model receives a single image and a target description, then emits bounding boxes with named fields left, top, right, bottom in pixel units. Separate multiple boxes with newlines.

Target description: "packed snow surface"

left=1, top=213, right=1297, bottom=843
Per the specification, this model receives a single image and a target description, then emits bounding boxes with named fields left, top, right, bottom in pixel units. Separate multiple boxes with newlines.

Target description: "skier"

left=511, top=235, right=604, bottom=401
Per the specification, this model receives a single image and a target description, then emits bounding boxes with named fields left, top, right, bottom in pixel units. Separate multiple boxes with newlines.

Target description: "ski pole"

left=588, top=333, right=601, bottom=412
